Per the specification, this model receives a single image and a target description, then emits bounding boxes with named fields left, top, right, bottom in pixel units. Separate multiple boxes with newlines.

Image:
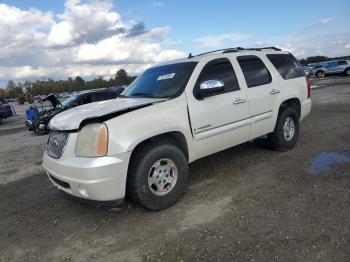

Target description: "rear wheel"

left=127, top=141, right=188, bottom=210
left=268, top=107, right=299, bottom=151
left=316, top=70, right=325, bottom=78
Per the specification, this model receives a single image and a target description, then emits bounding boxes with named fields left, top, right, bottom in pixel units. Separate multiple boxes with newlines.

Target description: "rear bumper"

left=43, top=151, right=132, bottom=201
left=300, top=98, right=312, bottom=121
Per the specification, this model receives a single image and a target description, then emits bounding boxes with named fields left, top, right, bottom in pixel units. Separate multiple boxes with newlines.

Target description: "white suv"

left=43, top=47, right=312, bottom=210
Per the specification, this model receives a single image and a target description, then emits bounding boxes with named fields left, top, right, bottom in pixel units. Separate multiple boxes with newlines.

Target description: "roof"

left=153, top=47, right=290, bottom=68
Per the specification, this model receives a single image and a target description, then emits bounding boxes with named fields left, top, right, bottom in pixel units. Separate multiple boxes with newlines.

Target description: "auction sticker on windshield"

left=157, top=73, right=175, bottom=81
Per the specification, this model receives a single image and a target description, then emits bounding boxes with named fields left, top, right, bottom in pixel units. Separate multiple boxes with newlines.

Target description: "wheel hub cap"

left=283, top=117, right=295, bottom=141
left=148, top=158, right=178, bottom=196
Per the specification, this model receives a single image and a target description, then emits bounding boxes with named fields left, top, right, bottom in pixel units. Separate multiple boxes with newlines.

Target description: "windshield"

left=62, top=95, right=78, bottom=108
left=122, top=62, right=197, bottom=98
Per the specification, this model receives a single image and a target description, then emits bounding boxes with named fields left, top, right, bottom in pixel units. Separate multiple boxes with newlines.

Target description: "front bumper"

left=43, top=151, right=132, bottom=201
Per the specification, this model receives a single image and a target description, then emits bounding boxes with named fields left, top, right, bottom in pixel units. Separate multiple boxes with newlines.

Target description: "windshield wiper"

left=129, top=93, right=157, bottom=98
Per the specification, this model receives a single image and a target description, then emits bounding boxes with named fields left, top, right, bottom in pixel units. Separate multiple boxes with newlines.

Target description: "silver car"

left=312, top=60, right=350, bottom=78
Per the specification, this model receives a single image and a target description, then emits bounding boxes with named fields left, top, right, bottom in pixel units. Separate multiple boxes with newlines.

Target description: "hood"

left=49, top=97, right=164, bottom=130
left=41, top=94, right=62, bottom=108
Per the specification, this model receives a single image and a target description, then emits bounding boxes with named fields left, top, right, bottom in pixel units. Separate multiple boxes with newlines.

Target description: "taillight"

left=305, top=76, right=311, bottom=98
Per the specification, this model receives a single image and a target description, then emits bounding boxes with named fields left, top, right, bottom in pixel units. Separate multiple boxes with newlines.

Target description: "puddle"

left=311, top=152, right=350, bottom=173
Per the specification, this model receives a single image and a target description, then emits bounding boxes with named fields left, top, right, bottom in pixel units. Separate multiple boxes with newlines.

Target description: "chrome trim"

left=270, top=89, right=280, bottom=95
left=233, top=98, right=247, bottom=104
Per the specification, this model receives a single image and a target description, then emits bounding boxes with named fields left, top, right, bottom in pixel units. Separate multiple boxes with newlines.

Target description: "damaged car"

left=0, top=98, right=14, bottom=125
left=26, top=87, right=124, bottom=135
left=43, top=47, right=312, bottom=210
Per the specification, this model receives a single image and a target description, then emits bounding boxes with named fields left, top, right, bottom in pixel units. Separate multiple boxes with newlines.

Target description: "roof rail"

left=188, top=46, right=281, bottom=58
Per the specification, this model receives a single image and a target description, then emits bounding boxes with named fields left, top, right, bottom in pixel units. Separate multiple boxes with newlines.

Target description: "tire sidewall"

left=345, top=68, right=350, bottom=76
left=317, top=70, right=325, bottom=78
left=132, top=144, right=188, bottom=210
left=278, top=108, right=300, bottom=149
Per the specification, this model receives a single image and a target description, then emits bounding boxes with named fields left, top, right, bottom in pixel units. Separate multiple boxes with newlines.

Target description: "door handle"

left=233, top=98, right=247, bottom=105
left=270, top=89, right=280, bottom=95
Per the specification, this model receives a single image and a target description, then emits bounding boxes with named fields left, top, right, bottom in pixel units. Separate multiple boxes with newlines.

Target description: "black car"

left=0, top=98, right=13, bottom=125
left=28, top=87, right=124, bottom=135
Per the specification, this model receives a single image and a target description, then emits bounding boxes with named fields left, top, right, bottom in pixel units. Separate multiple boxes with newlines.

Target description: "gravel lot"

left=1, top=77, right=350, bottom=262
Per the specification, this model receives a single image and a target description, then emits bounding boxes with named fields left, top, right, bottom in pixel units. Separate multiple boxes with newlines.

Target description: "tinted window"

left=338, top=61, right=347, bottom=65
left=80, top=94, right=92, bottom=105
left=92, top=92, right=115, bottom=102
left=196, top=58, right=240, bottom=94
left=266, top=54, right=305, bottom=80
left=237, top=56, right=272, bottom=87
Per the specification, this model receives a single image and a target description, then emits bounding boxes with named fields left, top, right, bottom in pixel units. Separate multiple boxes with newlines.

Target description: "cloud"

left=0, top=0, right=185, bottom=85
left=152, top=1, right=164, bottom=8
left=345, top=44, right=350, bottom=49
left=276, top=30, right=350, bottom=58
left=320, top=17, right=334, bottom=25
left=194, top=33, right=250, bottom=49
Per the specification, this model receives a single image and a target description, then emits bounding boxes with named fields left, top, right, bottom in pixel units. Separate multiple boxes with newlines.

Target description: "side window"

left=338, top=61, right=347, bottom=66
left=81, top=94, right=92, bottom=105
left=266, top=54, right=305, bottom=80
left=92, top=92, right=114, bottom=102
left=237, top=56, right=272, bottom=88
left=195, top=58, right=240, bottom=98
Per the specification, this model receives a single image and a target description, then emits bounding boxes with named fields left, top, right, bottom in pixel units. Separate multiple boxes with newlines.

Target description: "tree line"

left=0, top=69, right=136, bottom=98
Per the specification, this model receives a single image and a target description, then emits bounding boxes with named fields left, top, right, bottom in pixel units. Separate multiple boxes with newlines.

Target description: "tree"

left=74, top=76, right=85, bottom=91
left=115, top=69, right=131, bottom=85
left=0, top=88, right=5, bottom=97
left=6, top=80, right=23, bottom=98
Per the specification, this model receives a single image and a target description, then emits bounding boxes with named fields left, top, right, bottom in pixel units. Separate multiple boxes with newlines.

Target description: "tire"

left=316, top=70, right=325, bottom=78
left=268, top=107, right=300, bottom=151
left=345, top=68, right=350, bottom=76
left=127, top=140, right=188, bottom=210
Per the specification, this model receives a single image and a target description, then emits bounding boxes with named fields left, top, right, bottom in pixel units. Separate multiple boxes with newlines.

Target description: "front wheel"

left=345, top=68, right=350, bottom=76
left=268, top=107, right=300, bottom=151
left=127, top=141, right=188, bottom=210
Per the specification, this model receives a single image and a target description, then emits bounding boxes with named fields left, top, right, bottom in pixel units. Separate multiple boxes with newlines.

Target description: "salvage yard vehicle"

left=312, top=60, right=350, bottom=78
left=26, top=87, right=124, bottom=135
left=43, top=47, right=312, bottom=210
left=0, top=98, right=14, bottom=125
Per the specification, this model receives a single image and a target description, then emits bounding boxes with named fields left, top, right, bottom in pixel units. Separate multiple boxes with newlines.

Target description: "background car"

left=0, top=98, right=14, bottom=124
left=27, top=86, right=125, bottom=135
left=312, top=60, right=350, bottom=78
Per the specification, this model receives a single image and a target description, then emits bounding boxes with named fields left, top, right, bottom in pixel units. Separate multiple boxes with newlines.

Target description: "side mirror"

left=195, top=79, right=225, bottom=98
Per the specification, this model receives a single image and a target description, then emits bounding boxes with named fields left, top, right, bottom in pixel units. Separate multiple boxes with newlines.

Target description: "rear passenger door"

left=237, top=55, right=280, bottom=139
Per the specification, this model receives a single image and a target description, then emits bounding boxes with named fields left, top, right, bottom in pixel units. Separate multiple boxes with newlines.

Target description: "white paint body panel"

left=44, top=50, right=312, bottom=202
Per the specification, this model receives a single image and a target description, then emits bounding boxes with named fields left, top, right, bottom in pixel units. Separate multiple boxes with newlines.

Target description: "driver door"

left=186, top=57, right=251, bottom=159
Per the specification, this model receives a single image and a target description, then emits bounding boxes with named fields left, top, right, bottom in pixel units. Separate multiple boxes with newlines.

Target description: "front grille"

left=47, top=131, right=69, bottom=158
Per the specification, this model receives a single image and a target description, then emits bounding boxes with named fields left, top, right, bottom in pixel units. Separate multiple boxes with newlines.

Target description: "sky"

left=0, top=0, right=349, bottom=87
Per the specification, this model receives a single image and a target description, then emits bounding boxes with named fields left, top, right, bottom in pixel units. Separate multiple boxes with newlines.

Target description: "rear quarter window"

left=237, top=55, right=272, bottom=88
left=266, top=54, right=305, bottom=80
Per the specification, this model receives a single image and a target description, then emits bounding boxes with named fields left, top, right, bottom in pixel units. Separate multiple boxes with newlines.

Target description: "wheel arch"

left=278, top=98, right=301, bottom=119
left=129, top=131, right=190, bottom=162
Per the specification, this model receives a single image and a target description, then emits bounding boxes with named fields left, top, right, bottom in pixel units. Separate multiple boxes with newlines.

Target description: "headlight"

left=76, top=123, right=108, bottom=157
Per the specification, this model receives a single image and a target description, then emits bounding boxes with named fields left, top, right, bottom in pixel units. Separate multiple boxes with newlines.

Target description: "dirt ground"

left=0, top=77, right=350, bottom=262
